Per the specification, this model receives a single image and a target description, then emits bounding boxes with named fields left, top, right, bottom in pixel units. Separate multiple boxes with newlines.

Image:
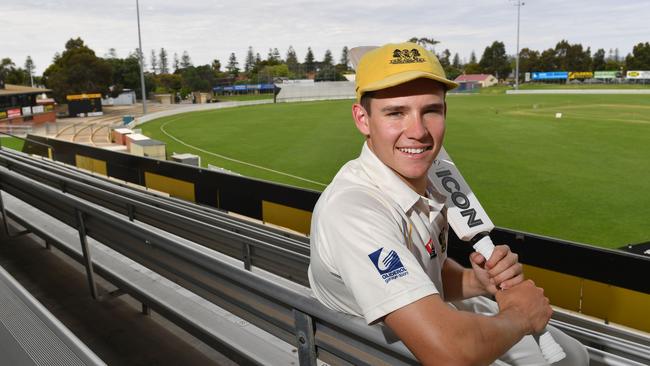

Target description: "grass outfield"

left=140, top=94, right=650, bottom=249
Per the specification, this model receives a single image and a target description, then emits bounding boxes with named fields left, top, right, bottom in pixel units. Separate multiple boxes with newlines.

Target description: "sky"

left=2, top=0, right=649, bottom=75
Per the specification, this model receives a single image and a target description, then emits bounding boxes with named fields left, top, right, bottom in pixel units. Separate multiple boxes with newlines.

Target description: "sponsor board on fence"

left=66, top=93, right=102, bottom=101
left=7, top=108, right=21, bottom=118
left=531, top=72, right=568, bottom=80
left=626, top=71, right=650, bottom=79
left=568, top=71, right=594, bottom=80
left=594, top=71, right=619, bottom=79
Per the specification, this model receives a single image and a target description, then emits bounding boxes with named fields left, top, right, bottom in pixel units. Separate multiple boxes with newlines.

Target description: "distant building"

left=0, top=83, right=56, bottom=124
left=454, top=74, right=498, bottom=88
left=102, top=89, right=136, bottom=106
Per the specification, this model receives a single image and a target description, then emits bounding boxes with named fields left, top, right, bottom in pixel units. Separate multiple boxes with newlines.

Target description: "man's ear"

left=352, top=103, right=370, bottom=136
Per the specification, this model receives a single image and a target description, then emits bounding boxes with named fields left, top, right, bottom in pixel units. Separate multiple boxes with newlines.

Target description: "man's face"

left=353, top=78, right=446, bottom=193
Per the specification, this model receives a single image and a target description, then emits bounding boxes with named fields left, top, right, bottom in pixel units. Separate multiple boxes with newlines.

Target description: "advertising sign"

left=0, top=111, right=7, bottom=119
left=568, top=71, right=594, bottom=79
left=32, top=105, right=44, bottom=114
left=531, top=72, right=568, bottom=80
left=66, top=93, right=102, bottom=101
left=22, top=106, right=32, bottom=116
left=626, top=70, right=650, bottom=79
left=594, top=71, right=618, bottom=79
left=7, top=108, right=21, bottom=118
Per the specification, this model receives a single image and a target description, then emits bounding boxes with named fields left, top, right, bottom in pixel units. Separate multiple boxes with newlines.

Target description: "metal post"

left=242, top=242, right=252, bottom=270
left=515, top=0, right=520, bottom=89
left=293, top=309, right=317, bottom=366
left=76, top=209, right=99, bottom=299
left=136, top=0, right=147, bottom=115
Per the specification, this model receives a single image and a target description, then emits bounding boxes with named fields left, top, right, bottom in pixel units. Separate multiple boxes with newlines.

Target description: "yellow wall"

left=262, top=200, right=312, bottom=235
left=524, top=264, right=650, bottom=332
left=144, top=172, right=195, bottom=202
left=75, top=155, right=107, bottom=175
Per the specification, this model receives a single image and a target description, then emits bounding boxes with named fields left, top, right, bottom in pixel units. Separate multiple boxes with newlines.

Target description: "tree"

left=339, top=46, right=350, bottom=69
left=539, top=48, right=558, bottom=71
left=180, top=51, right=192, bottom=69
left=106, top=48, right=118, bottom=59
left=452, top=53, right=461, bottom=69
left=211, top=59, right=221, bottom=73
left=304, top=47, right=315, bottom=73
left=150, top=49, right=158, bottom=74
left=518, top=48, right=541, bottom=74
left=553, top=40, right=591, bottom=71
left=173, top=53, right=180, bottom=72
left=464, top=51, right=481, bottom=74
left=438, top=49, right=451, bottom=68
left=625, top=42, right=650, bottom=70
left=266, top=48, right=281, bottom=65
left=24, top=56, right=36, bottom=86
left=226, top=52, right=239, bottom=76
left=479, top=41, right=511, bottom=79
left=592, top=49, right=606, bottom=71
left=272, top=48, right=281, bottom=62
left=322, top=49, right=334, bottom=66
left=408, top=37, right=439, bottom=53
left=159, top=48, right=169, bottom=74
left=42, top=37, right=112, bottom=102
left=181, top=64, right=217, bottom=92
left=1, top=58, right=29, bottom=85
left=286, top=46, right=299, bottom=74
left=106, top=54, right=143, bottom=97
left=245, top=46, right=255, bottom=73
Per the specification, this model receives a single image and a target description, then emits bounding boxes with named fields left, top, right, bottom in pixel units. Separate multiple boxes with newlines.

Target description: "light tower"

left=136, top=0, right=147, bottom=115
left=513, top=0, right=525, bottom=90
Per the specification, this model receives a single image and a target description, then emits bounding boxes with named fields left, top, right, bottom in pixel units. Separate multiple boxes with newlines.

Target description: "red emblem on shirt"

left=425, top=238, right=437, bottom=258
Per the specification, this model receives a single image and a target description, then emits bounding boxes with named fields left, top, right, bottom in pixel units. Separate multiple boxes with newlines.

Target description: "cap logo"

left=390, top=48, right=425, bottom=65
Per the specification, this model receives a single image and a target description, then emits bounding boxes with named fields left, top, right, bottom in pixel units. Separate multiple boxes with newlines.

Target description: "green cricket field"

left=140, top=93, right=650, bottom=249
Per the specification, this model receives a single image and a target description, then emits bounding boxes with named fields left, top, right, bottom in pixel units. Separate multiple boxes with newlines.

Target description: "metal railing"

left=1, top=148, right=649, bottom=365
left=0, top=164, right=417, bottom=365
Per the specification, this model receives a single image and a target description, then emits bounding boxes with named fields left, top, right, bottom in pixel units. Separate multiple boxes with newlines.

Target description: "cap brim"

left=359, top=70, right=459, bottom=98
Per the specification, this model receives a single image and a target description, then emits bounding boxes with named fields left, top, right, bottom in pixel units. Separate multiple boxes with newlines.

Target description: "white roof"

left=126, top=133, right=149, bottom=141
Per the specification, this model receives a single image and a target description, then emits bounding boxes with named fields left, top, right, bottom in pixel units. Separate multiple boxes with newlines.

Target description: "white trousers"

left=453, top=296, right=589, bottom=366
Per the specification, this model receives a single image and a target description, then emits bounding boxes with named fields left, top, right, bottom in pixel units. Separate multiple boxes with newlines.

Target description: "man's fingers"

left=496, top=273, right=524, bottom=290
left=485, top=245, right=511, bottom=269
left=470, top=251, right=485, bottom=265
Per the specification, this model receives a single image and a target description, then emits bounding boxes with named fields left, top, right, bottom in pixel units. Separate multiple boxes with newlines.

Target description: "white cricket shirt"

left=308, top=143, right=449, bottom=324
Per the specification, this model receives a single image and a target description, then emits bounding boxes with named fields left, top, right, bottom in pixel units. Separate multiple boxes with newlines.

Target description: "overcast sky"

left=3, top=0, right=649, bottom=74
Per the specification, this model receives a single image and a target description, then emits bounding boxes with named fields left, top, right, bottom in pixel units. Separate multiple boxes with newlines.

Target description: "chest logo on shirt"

left=424, top=238, right=437, bottom=258
left=368, top=247, right=409, bottom=284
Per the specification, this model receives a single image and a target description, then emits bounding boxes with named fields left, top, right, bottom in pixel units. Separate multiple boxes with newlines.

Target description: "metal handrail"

left=0, top=150, right=310, bottom=284
left=2, top=152, right=650, bottom=365
left=0, top=165, right=417, bottom=365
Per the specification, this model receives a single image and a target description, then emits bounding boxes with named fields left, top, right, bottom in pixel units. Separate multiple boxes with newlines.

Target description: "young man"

left=308, top=42, right=587, bottom=365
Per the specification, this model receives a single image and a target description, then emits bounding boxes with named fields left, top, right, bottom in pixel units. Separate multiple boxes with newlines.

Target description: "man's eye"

left=387, top=111, right=403, bottom=117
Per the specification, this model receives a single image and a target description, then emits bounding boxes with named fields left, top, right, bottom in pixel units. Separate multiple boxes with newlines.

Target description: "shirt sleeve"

left=318, top=188, right=439, bottom=324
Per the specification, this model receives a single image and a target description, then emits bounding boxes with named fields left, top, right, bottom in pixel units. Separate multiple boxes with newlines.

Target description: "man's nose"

left=403, top=114, right=427, bottom=139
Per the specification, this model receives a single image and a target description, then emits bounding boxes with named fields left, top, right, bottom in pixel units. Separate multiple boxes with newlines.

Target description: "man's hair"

left=360, top=92, right=375, bottom=116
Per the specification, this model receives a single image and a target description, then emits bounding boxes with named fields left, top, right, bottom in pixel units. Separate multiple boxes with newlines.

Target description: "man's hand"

left=470, top=244, right=523, bottom=294
left=495, top=279, right=553, bottom=334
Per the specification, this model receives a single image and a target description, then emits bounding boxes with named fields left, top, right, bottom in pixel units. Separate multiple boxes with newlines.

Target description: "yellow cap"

left=355, top=42, right=458, bottom=101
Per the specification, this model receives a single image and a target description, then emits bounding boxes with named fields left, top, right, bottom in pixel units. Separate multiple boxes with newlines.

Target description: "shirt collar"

left=359, top=142, right=423, bottom=212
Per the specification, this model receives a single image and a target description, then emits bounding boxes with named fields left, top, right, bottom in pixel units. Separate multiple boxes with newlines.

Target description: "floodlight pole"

left=136, top=0, right=147, bottom=115
left=514, top=0, right=523, bottom=90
